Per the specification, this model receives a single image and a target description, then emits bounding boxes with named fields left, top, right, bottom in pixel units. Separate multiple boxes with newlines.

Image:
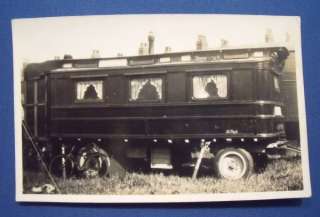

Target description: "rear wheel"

left=214, top=148, right=254, bottom=180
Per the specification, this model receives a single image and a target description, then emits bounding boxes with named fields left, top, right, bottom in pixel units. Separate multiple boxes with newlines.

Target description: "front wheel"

left=214, top=148, right=254, bottom=180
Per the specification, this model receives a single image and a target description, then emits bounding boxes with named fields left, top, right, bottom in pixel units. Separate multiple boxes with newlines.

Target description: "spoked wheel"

left=76, top=143, right=110, bottom=178
left=49, top=155, right=75, bottom=178
left=214, top=148, right=254, bottom=180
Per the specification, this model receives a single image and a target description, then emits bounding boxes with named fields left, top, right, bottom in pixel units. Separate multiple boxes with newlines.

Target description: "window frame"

left=127, top=75, right=166, bottom=103
left=189, top=71, right=230, bottom=101
left=74, top=79, right=105, bottom=103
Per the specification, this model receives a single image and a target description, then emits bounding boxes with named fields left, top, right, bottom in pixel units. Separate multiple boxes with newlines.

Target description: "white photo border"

left=12, top=14, right=312, bottom=203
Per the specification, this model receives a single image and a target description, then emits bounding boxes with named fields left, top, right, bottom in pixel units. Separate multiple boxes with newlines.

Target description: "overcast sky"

left=12, top=14, right=300, bottom=69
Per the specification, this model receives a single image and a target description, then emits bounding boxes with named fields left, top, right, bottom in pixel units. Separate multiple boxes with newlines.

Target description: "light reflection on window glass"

left=274, top=76, right=280, bottom=92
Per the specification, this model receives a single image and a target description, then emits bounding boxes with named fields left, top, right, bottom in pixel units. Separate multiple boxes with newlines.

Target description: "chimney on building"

left=148, top=31, right=155, bottom=55
left=138, top=42, right=148, bottom=55
left=220, top=39, right=228, bottom=48
left=265, top=28, right=274, bottom=43
left=196, top=35, right=208, bottom=50
left=138, top=42, right=144, bottom=55
left=164, top=46, right=172, bottom=53
left=91, top=49, right=100, bottom=58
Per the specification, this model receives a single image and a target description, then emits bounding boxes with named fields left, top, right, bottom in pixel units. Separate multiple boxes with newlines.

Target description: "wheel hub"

left=218, top=152, right=247, bottom=180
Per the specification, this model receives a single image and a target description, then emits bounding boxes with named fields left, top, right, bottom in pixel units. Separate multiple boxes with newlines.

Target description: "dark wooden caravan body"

left=23, top=46, right=290, bottom=179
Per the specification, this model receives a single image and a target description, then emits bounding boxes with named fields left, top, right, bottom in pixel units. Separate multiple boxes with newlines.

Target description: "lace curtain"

left=130, top=78, right=162, bottom=101
left=192, top=74, right=227, bottom=99
left=76, top=81, right=103, bottom=100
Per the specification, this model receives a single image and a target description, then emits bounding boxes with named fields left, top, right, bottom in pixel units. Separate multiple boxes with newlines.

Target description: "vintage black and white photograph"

left=12, top=14, right=311, bottom=202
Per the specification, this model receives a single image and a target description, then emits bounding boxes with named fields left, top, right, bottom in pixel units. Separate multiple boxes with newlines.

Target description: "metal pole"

left=61, top=144, right=66, bottom=181
left=22, top=121, right=61, bottom=194
left=192, top=141, right=210, bottom=180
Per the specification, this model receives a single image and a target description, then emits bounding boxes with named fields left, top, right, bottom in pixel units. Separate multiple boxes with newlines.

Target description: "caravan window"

left=192, top=74, right=228, bottom=100
left=129, top=77, right=163, bottom=102
left=75, top=80, right=103, bottom=101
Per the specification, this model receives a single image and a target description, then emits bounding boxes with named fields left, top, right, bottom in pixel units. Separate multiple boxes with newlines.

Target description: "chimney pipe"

left=148, top=32, right=155, bottom=55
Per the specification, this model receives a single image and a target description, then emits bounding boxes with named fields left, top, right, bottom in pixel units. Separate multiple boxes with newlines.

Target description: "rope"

left=22, top=121, right=62, bottom=194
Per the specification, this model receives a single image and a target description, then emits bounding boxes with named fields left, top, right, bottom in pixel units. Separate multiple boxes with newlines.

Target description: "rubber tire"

left=214, top=148, right=254, bottom=180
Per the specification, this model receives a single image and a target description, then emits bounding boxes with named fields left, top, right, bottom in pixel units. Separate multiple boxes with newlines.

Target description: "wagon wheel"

left=49, top=155, right=75, bottom=178
left=79, top=152, right=110, bottom=178
left=76, top=144, right=110, bottom=178
left=214, top=148, right=254, bottom=180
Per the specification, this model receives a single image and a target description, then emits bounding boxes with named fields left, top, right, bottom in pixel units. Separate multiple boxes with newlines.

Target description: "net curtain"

left=192, top=74, right=227, bottom=99
left=76, top=81, right=103, bottom=100
left=130, top=78, right=162, bottom=101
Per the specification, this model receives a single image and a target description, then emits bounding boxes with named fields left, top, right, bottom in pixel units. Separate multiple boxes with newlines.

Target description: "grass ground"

left=23, top=157, right=303, bottom=195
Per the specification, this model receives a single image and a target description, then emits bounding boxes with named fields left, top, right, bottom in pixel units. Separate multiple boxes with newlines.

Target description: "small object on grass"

left=31, top=186, right=43, bottom=193
left=42, top=184, right=56, bottom=194
left=31, top=184, right=56, bottom=194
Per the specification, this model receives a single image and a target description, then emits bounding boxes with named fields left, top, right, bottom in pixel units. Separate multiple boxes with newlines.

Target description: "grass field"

left=23, top=156, right=303, bottom=195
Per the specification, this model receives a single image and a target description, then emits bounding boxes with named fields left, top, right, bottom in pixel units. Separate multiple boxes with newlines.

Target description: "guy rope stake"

left=192, top=141, right=211, bottom=180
